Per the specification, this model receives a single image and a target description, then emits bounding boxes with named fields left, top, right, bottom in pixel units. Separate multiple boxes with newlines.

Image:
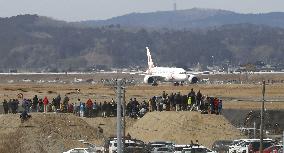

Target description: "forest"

left=1, top=14, right=284, bottom=71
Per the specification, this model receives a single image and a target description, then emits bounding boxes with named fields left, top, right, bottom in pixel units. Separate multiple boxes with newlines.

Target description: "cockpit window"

left=179, top=72, right=186, bottom=74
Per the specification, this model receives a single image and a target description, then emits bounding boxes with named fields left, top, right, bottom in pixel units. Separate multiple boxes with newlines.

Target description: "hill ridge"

left=82, top=8, right=284, bottom=29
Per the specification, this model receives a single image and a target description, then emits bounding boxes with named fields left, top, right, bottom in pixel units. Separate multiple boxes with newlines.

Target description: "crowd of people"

left=147, top=89, right=223, bottom=114
left=126, top=89, right=223, bottom=118
left=1, top=88, right=223, bottom=119
left=1, top=95, right=120, bottom=118
left=2, top=95, right=73, bottom=114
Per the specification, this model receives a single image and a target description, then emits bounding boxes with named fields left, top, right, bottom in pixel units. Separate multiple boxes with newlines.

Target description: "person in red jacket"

left=86, top=98, right=93, bottom=117
left=43, top=96, right=49, bottom=113
left=213, top=98, right=219, bottom=114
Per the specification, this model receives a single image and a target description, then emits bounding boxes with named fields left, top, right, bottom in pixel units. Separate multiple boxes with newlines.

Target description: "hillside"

left=1, top=14, right=284, bottom=71
left=0, top=113, right=99, bottom=153
left=82, top=8, right=284, bottom=29
left=127, top=111, right=242, bottom=147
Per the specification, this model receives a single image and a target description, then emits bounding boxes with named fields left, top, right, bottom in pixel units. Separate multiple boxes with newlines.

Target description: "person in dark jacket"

left=55, top=94, right=61, bottom=110
left=174, top=92, right=182, bottom=111
left=38, top=99, right=44, bottom=112
left=2, top=99, right=9, bottom=114
left=11, top=99, right=19, bottom=114
left=168, top=93, right=174, bottom=111
left=32, top=95, right=38, bottom=112
left=196, top=90, right=202, bottom=110
left=102, top=101, right=108, bottom=117
left=63, top=95, right=69, bottom=112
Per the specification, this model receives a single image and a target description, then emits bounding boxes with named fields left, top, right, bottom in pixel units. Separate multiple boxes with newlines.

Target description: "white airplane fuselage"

left=146, top=67, right=188, bottom=82
left=143, top=47, right=198, bottom=84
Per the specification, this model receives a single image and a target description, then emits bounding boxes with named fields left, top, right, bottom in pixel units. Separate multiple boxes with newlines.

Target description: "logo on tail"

left=146, top=47, right=154, bottom=74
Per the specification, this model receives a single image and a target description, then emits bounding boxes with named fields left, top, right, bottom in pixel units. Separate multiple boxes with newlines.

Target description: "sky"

left=0, top=0, right=283, bottom=21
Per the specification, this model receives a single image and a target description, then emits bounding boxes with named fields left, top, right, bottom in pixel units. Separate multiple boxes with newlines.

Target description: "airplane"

left=143, top=47, right=198, bottom=85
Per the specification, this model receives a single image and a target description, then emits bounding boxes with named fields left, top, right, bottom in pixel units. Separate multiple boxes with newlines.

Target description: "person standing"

left=63, top=95, right=69, bottom=113
left=32, top=95, right=38, bottom=112
left=79, top=101, right=85, bottom=117
left=187, top=96, right=192, bottom=111
left=2, top=99, right=9, bottom=114
left=92, top=101, right=98, bottom=117
left=196, top=90, right=202, bottom=110
left=55, top=94, right=61, bottom=110
left=22, top=99, right=30, bottom=113
left=218, top=100, right=223, bottom=115
left=43, top=96, right=49, bottom=113
left=86, top=98, right=93, bottom=117
left=175, top=92, right=182, bottom=111
left=102, top=101, right=107, bottom=118
left=38, top=99, right=44, bottom=112
left=188, top=89, right=196, bottom=108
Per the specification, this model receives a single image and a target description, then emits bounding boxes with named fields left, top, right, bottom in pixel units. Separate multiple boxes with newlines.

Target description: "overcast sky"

left=0, top=0, right=283, bottom=21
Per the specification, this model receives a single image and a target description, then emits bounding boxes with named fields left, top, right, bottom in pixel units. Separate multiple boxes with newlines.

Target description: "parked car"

left=63, top=148, right=92, bottom=153
left=147, top=141, right=174, bottom=152
left=151, top=147, right=175, bottom=153
left=174, top=144, right=192, bottom=153
left=229, top=139, right=247, bottom=153
left=181, top=145, right=216, bottom=153
left=212, top=140, right=233, bottom=153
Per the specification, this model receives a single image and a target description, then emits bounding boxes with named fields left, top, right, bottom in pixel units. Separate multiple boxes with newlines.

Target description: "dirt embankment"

left=0, top=113, right=100, bottom=153
left=126, top=111, right=242, bottom=148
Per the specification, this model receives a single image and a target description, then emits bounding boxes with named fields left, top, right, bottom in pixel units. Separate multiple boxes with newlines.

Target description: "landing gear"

left=174, top=82, right=184, bottom=86
left=152, top=81, right=158, bottom=86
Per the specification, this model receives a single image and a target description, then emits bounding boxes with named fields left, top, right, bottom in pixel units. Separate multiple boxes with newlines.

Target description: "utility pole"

left=116, top=79, right=122, bottom=153
left=122, top=87, right=126, bottom=152
left=253, top=122, right=256, bottom=139
left=259, top=80, right=265, bottom=153
left=282, top=131, right=284, bottom=153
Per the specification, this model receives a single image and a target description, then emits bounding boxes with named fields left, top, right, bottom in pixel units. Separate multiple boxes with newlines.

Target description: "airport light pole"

left=211, top=56, right=215, bottom=67
left=259, top=80, right=265, bottom=153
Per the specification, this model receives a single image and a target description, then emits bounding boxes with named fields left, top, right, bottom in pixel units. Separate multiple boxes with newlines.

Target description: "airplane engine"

left=144, top=75, right=155, bottom=84
left=188, top=75, right=198, bottom=84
